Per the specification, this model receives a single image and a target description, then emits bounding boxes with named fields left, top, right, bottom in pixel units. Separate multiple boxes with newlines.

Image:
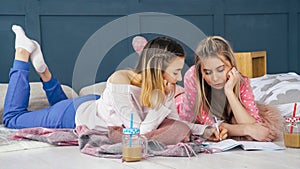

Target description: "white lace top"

left=75, top=78, right=207, bottom=135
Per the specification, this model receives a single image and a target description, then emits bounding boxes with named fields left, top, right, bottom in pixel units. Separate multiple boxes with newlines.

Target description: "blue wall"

left=0, top=0, right=299, bottom=91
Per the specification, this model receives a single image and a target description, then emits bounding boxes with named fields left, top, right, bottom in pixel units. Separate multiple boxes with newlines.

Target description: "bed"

left=0, top=71, right=300, bottom=169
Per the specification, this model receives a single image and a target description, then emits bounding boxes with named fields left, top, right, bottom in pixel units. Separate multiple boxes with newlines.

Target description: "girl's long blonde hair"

left=194, top=36, right=240, bottom=123
left=132, top=37, right=185, bottom=109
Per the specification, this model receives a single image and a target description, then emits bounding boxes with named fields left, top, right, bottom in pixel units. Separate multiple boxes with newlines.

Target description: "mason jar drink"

left=284, top=117, right=300, bottom=148
left=122, top=128, right=147, bottom=162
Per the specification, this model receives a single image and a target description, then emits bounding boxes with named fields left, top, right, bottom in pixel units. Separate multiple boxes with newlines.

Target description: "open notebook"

left=202, top=139, right=285, bottom=153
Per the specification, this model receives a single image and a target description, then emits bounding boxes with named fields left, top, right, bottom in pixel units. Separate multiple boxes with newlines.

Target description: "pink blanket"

left=10, top=125, right=209, bottom=158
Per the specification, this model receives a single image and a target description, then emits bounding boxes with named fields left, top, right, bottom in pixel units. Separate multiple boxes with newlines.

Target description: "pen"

left=213, top=116, right=221, bottom=140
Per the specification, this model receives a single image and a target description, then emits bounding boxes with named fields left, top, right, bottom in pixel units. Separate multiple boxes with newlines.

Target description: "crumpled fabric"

left=10, top=125, right=209, bottom=158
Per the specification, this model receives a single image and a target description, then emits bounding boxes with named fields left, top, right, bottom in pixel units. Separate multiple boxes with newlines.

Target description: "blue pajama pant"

left=2, top=60, right=100, bottom=129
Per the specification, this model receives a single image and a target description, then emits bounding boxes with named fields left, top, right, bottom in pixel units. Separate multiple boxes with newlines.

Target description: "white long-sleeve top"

left=75, top=79, right=207, bottom=135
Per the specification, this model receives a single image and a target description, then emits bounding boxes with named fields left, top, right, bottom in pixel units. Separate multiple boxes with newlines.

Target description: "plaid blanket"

left=9, top=125, right=209, bottom=158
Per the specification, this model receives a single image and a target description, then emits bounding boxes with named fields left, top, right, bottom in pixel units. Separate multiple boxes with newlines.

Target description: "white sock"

left=12, top=25, right=35, bottom=53
left=31, top=40, right=47, bottom=73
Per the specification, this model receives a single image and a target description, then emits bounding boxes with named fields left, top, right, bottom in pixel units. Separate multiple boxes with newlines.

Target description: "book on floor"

left=202, top=139, right=285, bottom=153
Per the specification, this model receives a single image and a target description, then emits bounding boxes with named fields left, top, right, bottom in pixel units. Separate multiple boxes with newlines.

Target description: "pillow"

left=250, top=72, right=300, bottom=117
left=0, top=82, right=78, bottom=124
left=79, top=82, right=107, bottom=96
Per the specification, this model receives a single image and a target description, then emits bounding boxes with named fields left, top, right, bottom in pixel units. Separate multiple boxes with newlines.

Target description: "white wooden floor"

left=1, top=140, right=300, bottom=169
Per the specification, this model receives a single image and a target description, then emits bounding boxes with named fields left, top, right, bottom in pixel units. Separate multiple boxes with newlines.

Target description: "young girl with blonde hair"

left=177, top=36, right=281, bottom=141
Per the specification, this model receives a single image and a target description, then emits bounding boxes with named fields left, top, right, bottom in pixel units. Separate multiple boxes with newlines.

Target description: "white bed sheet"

left=0, top=140, right=299, bottom=169
left=1, top=124, right=299, bottom=169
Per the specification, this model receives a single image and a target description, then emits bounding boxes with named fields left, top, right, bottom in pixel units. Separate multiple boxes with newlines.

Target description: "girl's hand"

left=164, top=80, right=175, bottom=95
left=204, top=126, right=228, bottom=142
left=219, top=125, right=228, bottom=140
left=224, top=67, right=240, bottom=94
left=246, top=123, right=276, bottom=142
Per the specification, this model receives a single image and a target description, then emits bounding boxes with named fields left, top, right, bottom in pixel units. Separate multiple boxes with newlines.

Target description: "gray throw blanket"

left=10, top=125, right=210, bottom=158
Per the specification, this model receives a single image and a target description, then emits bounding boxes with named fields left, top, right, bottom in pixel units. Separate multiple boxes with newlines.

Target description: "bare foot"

left=15, top=48, right=30, bottom=62
left=38, top=66, right=52, bottom=82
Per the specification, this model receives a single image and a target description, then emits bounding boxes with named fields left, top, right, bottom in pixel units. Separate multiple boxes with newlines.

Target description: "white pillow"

left=78, top=82, right=107, bottom=96
left=250, top=72, right=300, bottom=117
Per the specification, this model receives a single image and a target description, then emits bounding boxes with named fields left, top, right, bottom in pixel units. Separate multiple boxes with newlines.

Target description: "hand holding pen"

left=207, top=116, right=228, bottom=142
left=213, top=116, right=221, bottom=140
